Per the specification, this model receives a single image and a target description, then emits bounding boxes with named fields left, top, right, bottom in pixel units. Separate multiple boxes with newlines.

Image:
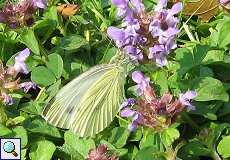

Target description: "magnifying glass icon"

left=3, top=141, right=18, bottom=157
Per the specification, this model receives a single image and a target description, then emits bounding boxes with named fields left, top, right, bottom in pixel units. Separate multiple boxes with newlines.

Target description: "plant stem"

left=212, top=151, right=222, bottom=160
left=181, top=112, right=200, bottom=133
left=115, top=115, right=129, bottom=124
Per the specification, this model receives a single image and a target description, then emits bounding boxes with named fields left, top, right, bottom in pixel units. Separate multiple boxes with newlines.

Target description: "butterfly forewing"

left=42, top=64, right=126, bottom=137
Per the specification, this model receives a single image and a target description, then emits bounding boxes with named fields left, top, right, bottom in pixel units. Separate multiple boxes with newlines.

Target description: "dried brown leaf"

left=57, top=4, right=80, bottom=17
left=183, top=0, right=220, bottom=22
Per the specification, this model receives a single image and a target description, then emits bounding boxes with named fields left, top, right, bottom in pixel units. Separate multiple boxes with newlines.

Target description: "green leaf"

left=217, top=135, right=230, bottom=158
left=108, top=127, right=130, bottom=148
left=190, top=102, right=221, bottom=120
left=46, top=54, right=63, bottom=79
left=205, top=123, right=229, bottom=150
left=31, top=66, right=56, bottom=87
left=29, top=140, right=56, bottom=160
left=21, top=149, right=27, bottom=160
left=218, top=103, right=230, bottom=117
left=56, top=146, right=84, bottom=160
left=199, top=66, right=214, bottom=77
left=178, top=140, right=211, bottom=158
left=99, top=47, right=117, bottom=64
left=12, top=126, right=28, bottom=148
left=129, top=129, right=143, bottom=142
left=56, top=35, right=89, bottom=52
left=43, top=6, right=59, bottom=28
left=46, top=79, right=61, bottom=97
left=0, top=124, right=12, bottom=136
left=0, top=105, right=8, bottom=124
left=161, top=128, right=180, bottom=147
left=151, top=70, right=168, bottom=95
left=19, top=29, right=40, bottom=55
left=202, top=50, right=224, bottom=64
left=6, top=116, right=26, bottom=126
left=63, top=131, right=95, bottom=158
left=127, top=145, right=139, bottom=160
left=218, top=20, right=230, bottom=48
left=139, top=131, right=164, bottom=151
left=175, top=45, right=209, bottom=75
left=193, top=77, right=229, bottom=102
left=19, top=101, right=44, bottom=115
left=135, top=146, right=162, bottom=160
left=24, top=118, right=62, bottom=138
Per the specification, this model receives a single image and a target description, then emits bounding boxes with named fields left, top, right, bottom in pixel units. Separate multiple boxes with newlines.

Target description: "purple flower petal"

left=179, top=90, right=197, bottom=109
left=19, top=81, right=36, bottom=93
left=112, top=0, right=128, bottom=7
left=120, top=108, right=135, bottom=117
left=128, top=113, right=143, bottom=132
left=149, top=45, right=165, bottom=58
left=182, top=91, right=197, bottom=100
left=155, top=0, right=168, bottom=11
left=33, top=0, right=47, bottom=9
left=169, top=2, right=183, bottom=16
left=156, top=56, right=168, bottom=67
left=14, top=48, right=30, bottom=74
left=0, top=13, right=5, bottom=22
left=128, top=121, right=138, bottom=132
left=2, top=93, right=13, bottom=105
left=124, top=45, right=143, bottom=61
left=220, top=0, right=230, bottom=5
left=132, top=71, right=150, bottom=95
left=130, top=0, right=145, bottom=13
left=149, top=25, right=162, bottom=37
left=120, top=98, right=136, bottom=109
left=132, top=71, right=145, bottom=83
left=186, top=104, right=196, bottom=111
left=163, top=27, right=179, bottom=37
left=165, top=38, right=177, bottom=51
left=107, top=27, right=125, bottom=44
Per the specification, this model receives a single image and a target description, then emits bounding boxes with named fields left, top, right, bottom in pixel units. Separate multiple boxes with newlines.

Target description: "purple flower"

left=0, top=14, right=4, bottom=22
left=148, top=1, right=182, bottom=66
left=155, top=0, right=168, bottom=11
left=1, top=93, right=13, bottom=105
left=87, top=144, right=118, bottom=160
left=107, top=0, right=182, bottom=67
left=112, top=0, right=130, bottom=18
left=130, top=0, right=145, bottom=13
left=107, top=24, right=144, bottom=62
left=0, top=0, right=47, bottom=28
left=19, top=81, right=36, bottom=93
left=179, top=90, right=197, bottom=110
left=107, top=27, right=126, bottom=48
left=124, top=45, right=143, bottom=62
left=120, top=98, right=136, bottom=109
left=33, top=0, right=47, bottom=9
left=120, top=107, right=143, bottom=131
left=132, top=71, right=150, bottom=95
left=220, top=0, right=230, bottom=5
left=13, top=48, right=30, bottom=74
left=149, top=45, right=167, bottom=67
left=112, top=0, right=128, bottom=6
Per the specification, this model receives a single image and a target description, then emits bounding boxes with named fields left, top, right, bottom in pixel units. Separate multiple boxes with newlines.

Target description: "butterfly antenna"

left=88, top=20, right=123, bottom=52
